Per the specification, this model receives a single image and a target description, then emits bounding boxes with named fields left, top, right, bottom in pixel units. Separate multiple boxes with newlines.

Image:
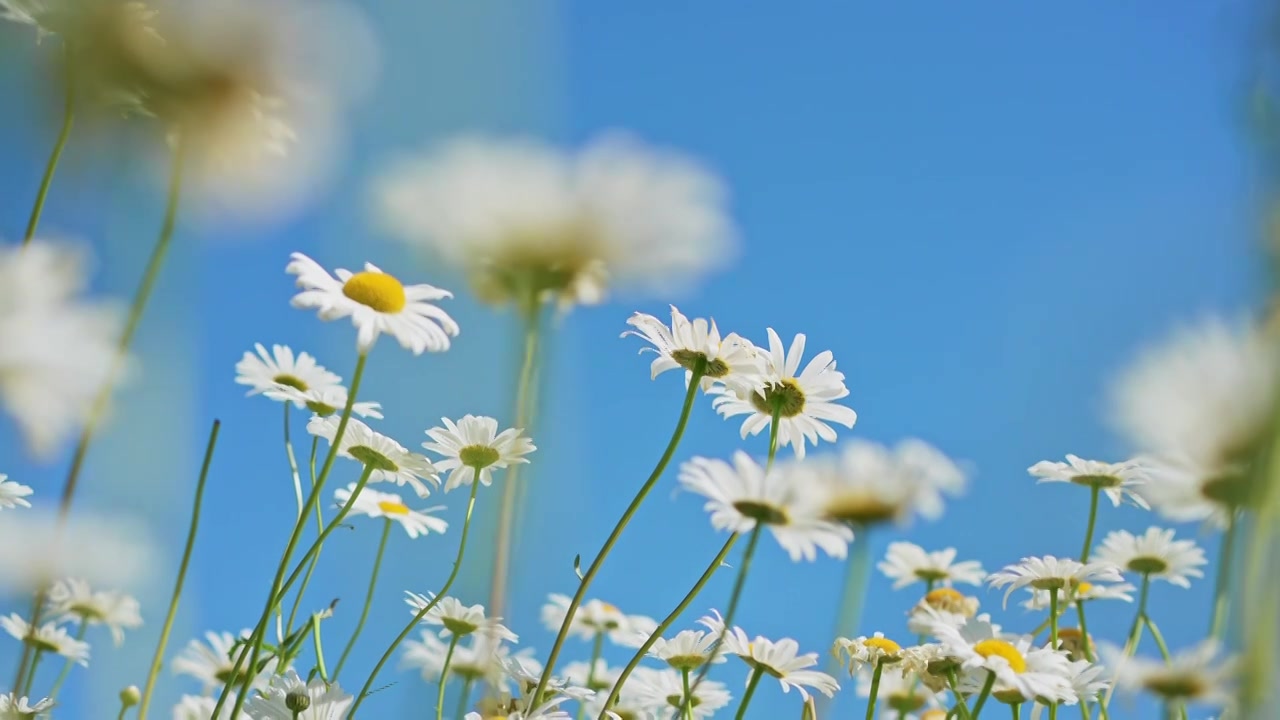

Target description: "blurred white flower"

left=307, top=415, right=439, bottom=498
left=0, top=511, right=151, bottom=591
left=0, top=693, right=54, bottom=718
left=173, top=694, right=233, bottom=720
left=805, top=439, right=966, bottom=528
left=404, top=592, right=516, bottom=642
left=245, top=668, right=352, bottom=719
left=622, top=306, right=758, bottom=390
left=0, top=613, right=90, bottom=666
left=47, top=578, right=142, bottom=646
left=540, top=594, right=657, bottom=645
left=1102, top=640, right=1236, bottom=709
left=1028, top=454, right=1149, bottom=508
left=373, top=132, right=735, bottom=308
left=1094, top=527, right=1207, bottom=588
left=878, top=542, right=985, bottom=590
left=629, top=666, right=732, bottom=719
left=422, top=415, right=535, bottom=492
left=0, top=241, right=123, bottom=458
left=401, top=630, right=524, bottom=691
left=0, top=475, right=33, bottom=511
left=1020, top=581, right=1134, bottom=611
left=334, top=484, right=447, bottom=539
left=854, top=668, right=940, bottom=716
left=172, top=629, right=275, bottom=694
left=621, top=627, right=728, bottom=671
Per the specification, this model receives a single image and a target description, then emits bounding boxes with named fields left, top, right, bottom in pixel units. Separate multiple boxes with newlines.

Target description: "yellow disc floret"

left=973, top=639, right=1027, bottom=674
left=377, top=500, right=410, bottom=516
left=864, top=636, right=902, bottom=656
left=343, top=271, right=407, bottom=313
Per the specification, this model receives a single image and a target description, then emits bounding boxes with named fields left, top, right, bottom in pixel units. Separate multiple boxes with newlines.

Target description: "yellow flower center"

left=921, top=711, right=949, bottom=720
left=924, top=587, right=969, bottom=613
left=1074, top=582, right=1093, bottom=595
left=750, top=378, right=806, bottom=418
left=273, top=373, right=308, bottom=391
left=342, top=271, right=407, bottom=313
left=377, top=500, right=409, bottom=516
left=865, top=636, right=902, bottom=655
left=973, top=639, right=1027, bottom=674
left=599, top=602, right=619, bottom=614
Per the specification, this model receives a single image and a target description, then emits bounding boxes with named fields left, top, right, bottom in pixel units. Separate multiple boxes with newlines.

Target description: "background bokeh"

left=0, top=2, right=1261, bottom=717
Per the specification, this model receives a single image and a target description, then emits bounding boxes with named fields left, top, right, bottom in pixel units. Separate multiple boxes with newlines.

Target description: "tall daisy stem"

left=682, top=669, right=694, bottom=720
left=311, top=613, right=330, bottom=681
left=285, top=439, right=325, bottom=636
left=20, top=650, right=43, bottom=699
left=284, top=406, right=305, bottom=518
left=1209, top=513, right=1238, bottom=640
left=970, top=671, right=996, bottom=718
left=1081, top=486, right=1100, bottom=562
left=946, top=668, right=973, bottom=720
left=1102, top=575, right=1150, bottom=713
left=1049, top=588, right=1060, bottom=649
left=435, top=635, right=459, bottom=720
left=534, top=362, right=707, bottom=701
left=455, top=678, right=474, bottom=720
left=23, top=40, right=75, bottom=247
left=350, top=477, right=483, bottom=717
left=597, top=533, right=739, bottom=719
left=576, top=631, right=604, bottom=720
left=332, top=518, right=393, bottom=681
left=137, top=420, right=219, bottom=720
left=46, top=623, right=88, bottom=702
left=865, top=659, right=885, bottom=720
left=1075, top=601, right=1093, bottom=661
left=831, top=528, right=872, bottom=667
left=734, top=668, right=764, bottom=720
left=1011, top=704, right=1021, bottom=719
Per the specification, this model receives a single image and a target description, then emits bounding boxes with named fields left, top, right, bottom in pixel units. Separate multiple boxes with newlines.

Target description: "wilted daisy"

left=809, top=439, right=966, bottom=528
left=46, top=578, right=142, bottom=646
left=0, top=614, right=90, bottom=666
left=632, top=628, right=729, bottom=671
left=422, top=415, right=536, bottom=492
left=717, top=627, right=840, bottom=700
left=405, top=592, right=517, bottom=642
left=0, top=475, right=32, bottom=511
left=1028, top=454, right=1149, bottom=508
left=0, top=241, right=123, bottom=457
left=629, top=666, right=733, bottom=719
left=0, top=693, right=54, bottom=718
left=987, top=556, right=1125, bottom=608
left=287, top=252, right=459, bottom=354
left=1112, top=317, right=1278, bottom=523
left=1094, top=527, right=1207, bottom=588
left=678, top=452, right=852, bottom=562
left=307, top=415, right=439, bottom=497
left=373, top=132, right=734, bottom=308
left=540, top=594, right=656, bottom=644
left=622, top=306, right=757, bottom=390
left=1103, top=640, right=1236, bottom=709
left=0, top=511, right=153, bottom=591
left=334, top=484, right=447, bottom=539
left=710, top=329, right=856, bottom=459
left=234, top=343, right=342, bottom=403
left=172, top=629, right=275, bottom=693
left=245, top=668, right=353, bottom=719
left=835, top=632, right=904, bottom=673
left=173, top=694, right=232, bottom=720
left=878, top=542, right=985, bottom=590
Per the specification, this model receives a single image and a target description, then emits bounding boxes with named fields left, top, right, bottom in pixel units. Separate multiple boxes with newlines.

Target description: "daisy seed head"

left=459, top=444, right=501, bottom=470
left=348, top=445, right=398, bottom=473
left=342, top=270, right=407, bottom=313
left=751, top=378, right=806, bottom=418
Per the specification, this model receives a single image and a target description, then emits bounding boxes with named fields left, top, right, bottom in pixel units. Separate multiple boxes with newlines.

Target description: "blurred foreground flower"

left=0, top=510, right=152, bottom=591
left=373, top=133, right=736, bottom=308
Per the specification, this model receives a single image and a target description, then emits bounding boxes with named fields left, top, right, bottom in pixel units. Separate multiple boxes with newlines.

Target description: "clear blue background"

left=0, top=2, right=1261, bottom=718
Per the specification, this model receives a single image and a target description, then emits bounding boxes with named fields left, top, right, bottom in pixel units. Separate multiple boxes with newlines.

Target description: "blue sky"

left=0, top=2, right=1263, bottom=718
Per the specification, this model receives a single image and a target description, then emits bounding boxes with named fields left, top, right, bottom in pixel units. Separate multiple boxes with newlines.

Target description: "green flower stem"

left=20, top=650, right=43, bottom=699
left=970, top=671, right=996, bottom=718
left=865, top=659, right=885, bottom=720
left=350, top=477, right=482, bottom=717
left=46, top=623, right=88, bottom=702
left=435, top=635, right=460, bottom=720
left=23, top=40, right=75, bottom=246
left=1209, top=513, right=1238, bottom=640
left=217, top=353, right=369, bottom=717
left=455, top=677, right=474, bottom=720
left=1049, top=702, right=1058, bottom=720
left=284, top=405, right=305, bottom=517
left=1102, top=574, right=1151, bottom=713
left=1012, top=704, right=1021, bottom=720
left=946, top=668, right=973, bottom=720
left=1081, top=486, right=1100, bottom=562
left=534, top=361, right=708, bottom=702
left=1049, top=588, right=1060, bottom=649
left=333, top=518, right=393, bottom=681
left=116, top=701, right=129, bottom=720
left=831, top=528, right=872, bottom=668
left=312, top=613, right=330, bottom=682
left=1079, top=698, right=1091, bottom=720
left=137, top=420, right=219, bottom=720
left=734, top=668, right=764, bottom=720
left=1145, top=616, right=1172, bottom=663
left=766, top=405, right=783, bottom=469
left=489, top=297, right=545, bottom=620
left=1075, top=601, right=1093, bottom=661
left=576, top=631, right=605, bottom=720
left=682, top=668, right=694, bottom=720
left=596, top=533, right=739, bottom=719
left=285, top=439, right=325, bottom=636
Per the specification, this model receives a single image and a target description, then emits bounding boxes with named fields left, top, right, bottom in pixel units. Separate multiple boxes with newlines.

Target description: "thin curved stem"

left=333, top=518, right=393, bottom=681
left=137, top=420, right=219, bottom=720
left=596, top=533, right=738, bottom=718
left=1075, top=601, right=1093, bottom=662
left=1210, top=513, right=1238, bottom=640
left=970, top=671, right=996, bottom=718
left=286, top=439, right=325, bottom=636
left=312, top=614, right=330, bottom=682
left=946, top=668, right=972, bottom=720
left=23, top=40, right=75, bottom=246
left=734, top=668, right=764, bottom=720
left=576, top=631, right=605, bottom=720
left=865, top=660, right=885, bottom=720
left=1081, top=486, right=1100, bottom=562
left=350, top=478, right=482, bottom=717
left=284, top=406, right=304, bottom=517
left=435, top=634, right=459, bottom=720
left=455, top=677, right=474, bottom=720
left=534, top=362, right=707, bottom=701
left=20, top=650, right=43, bottom=699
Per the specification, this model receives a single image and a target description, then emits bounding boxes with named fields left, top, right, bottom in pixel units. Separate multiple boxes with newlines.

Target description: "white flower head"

left=1028, top=454, right=1150, bottom=509
left=401, top=631, right=524, bottom=691
left=907, top=593, right=982, bottom=637
left=1102, top=640, right=1236, bottom=708
left=622, top=306, right=759, bottom=390
left=422, top=415, right=535, bottom=492
left=987, top=556, right=1125, bottom=609
left=334, top=484, right=447, bottom=539
left=879, top=542, right=986, bottom=590
left=0, top=613, right=90, bottom=666
left=405, top=592, right=517, bottom=642
left=835, top=632, right=905, bottom=674
left=629, top=666, right=732, bottom=719
left=245, top=667, right=353, bottom=719
left=172, top=629, right=276, bottom=694
left=282, top=386, right=383, bottom=419
left=0, top=511, right=152, bottom=591
left=172, top=693, right=233, bottom=720
left=234, top=344, right=343, bottom=404
left=721, top=628, right=840, bottom=701
left=46, top=578, right=143, bottom=646
left=287, top=252, right=458, bottom=354
left=373, top=132, right=735, bottom=308
left=630, top=627, right=729, bottom=671
left=1094, top=527, right=1207, bottom=588
left=678, top=452, right=852, bottom=562
left=0, top=475, right=33, bottom=511
left=540, top=594, right=657, bottom=645
left=931, top=620, right=1074, bottom=705
left=709, top=329, right=857, bottom=459
left=810, top=439, right=967, bottom=528
left=308, top=415, right=439, bottom=497
left=0, top=241, right=124, bottom=458
left=0, top=693, right=54, bottom=719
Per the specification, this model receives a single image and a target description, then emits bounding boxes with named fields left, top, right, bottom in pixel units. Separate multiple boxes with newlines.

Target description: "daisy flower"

left=1028, top=454, right=1149, bottom=508
left=245, top=668, right=353, bottom=719
left=281, top=387, right=382, bottom=419
left=0, top=511, right=152, bottom=591
left=373, top=132, right=735, bottom=308
left=405, top=592, right=517, bottom=642
left=540, top=594, right=657, bottom=644
left=1020, top=581, right=1135, bottom=611
left=878, top=542, right=985, bottom=590
left=679, top=452, right=852, bottom=561
left=334, top=484, right=447, bottom=539
left=854, top=669, right=940, bottom=717
left=629, top=666, right=733, bottom=719
left=709, top=329, right=857, bottom=459
left=987, top=556, right=1125, bottom=608
left=287, top=252, right=459, bottom=354
left=719, top=628, right=840, bottom=700
left=1111, top=317, right=1277, bottom=525
left=1094, top=527, right=1208, bottom=588
left=401, top=631, right=524, bottom=691
left=1063, top=659, right=1109, bottom=705
left=173, top=694, right=233, bottom=720
left=630, top=628, right=729, bottom=671
left=564, top=658, right=621, bottom=693
left=0, top=693, right=54, bottom=718
left=1103, top=640, right=1236, bottom=709
left=308, top=415, right=439, bottom=497
left=422, top=415, right=536, bottom=492
left=46, top=578, right=143, bottom=646
left=931, top=619, right=1074, bottom=705
left=234, top=343, right=342, bottom=404
left=906, top=594, right=982, bottom=637
left=0, top=614, right=90, bottom=666
left=0, top=241, right=123, bottom=458
left=622, top=306, right=758, bottom=390
left=808, top=439, right=966, bottom=528
left=835, top=632, right=905, bottom=673
left=0, top=475, right=32, bottom=511
left=498, top=654, right=596, bottom=710
left=172, top=629, right=275, bottom=693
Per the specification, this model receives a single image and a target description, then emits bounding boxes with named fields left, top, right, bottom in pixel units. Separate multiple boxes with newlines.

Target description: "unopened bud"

left=119, top=685, right=141, bottom=707
left=285, top=691, right=311, bottom=712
